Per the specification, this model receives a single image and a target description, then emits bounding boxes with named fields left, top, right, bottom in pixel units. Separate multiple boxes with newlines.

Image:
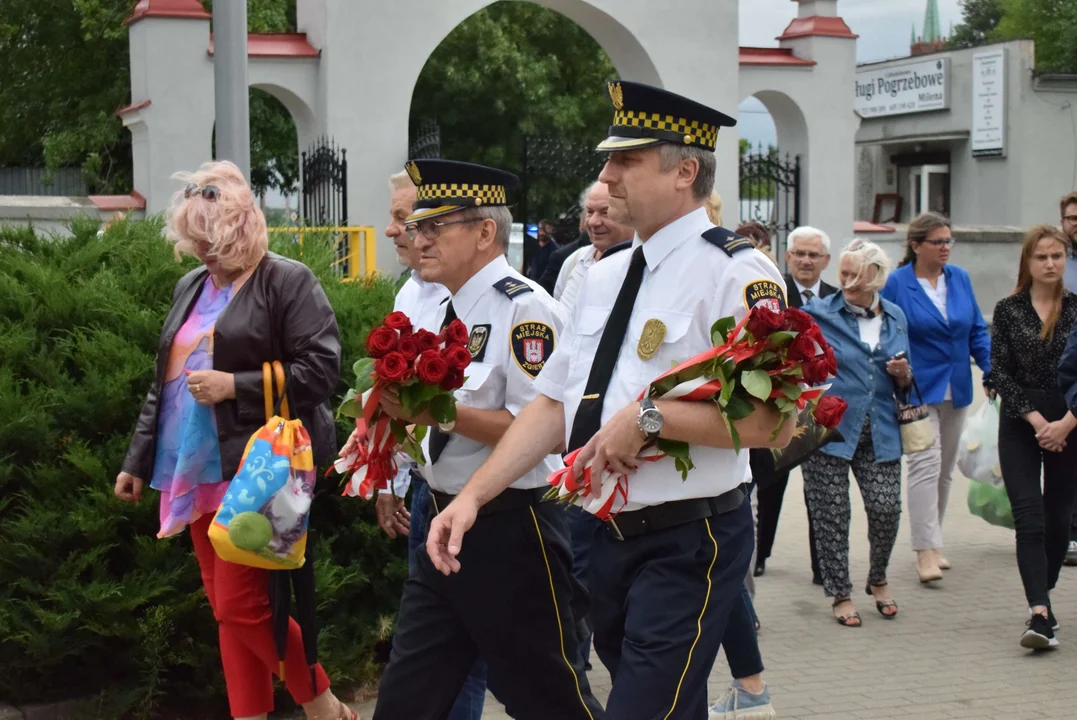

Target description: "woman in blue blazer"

left=881, top=212, right=993, bottom=583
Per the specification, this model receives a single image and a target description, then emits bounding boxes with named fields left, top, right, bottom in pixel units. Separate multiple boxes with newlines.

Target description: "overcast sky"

left=739, top=0, right=964, bottom=147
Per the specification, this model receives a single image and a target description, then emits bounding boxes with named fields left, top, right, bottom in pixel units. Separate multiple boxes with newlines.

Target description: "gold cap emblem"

left=405, top=161, right=422, bottom=186
left=683, top=134, right=694, bottom=145
left=609, top=82, right=624, bottom=111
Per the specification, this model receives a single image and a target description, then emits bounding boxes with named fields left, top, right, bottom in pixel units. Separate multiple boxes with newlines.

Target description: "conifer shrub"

left=0, top=219, right=404, bottom=717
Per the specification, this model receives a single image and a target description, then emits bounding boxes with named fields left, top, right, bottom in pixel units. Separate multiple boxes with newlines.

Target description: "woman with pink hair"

left=113, top=161, right=353, bottom=719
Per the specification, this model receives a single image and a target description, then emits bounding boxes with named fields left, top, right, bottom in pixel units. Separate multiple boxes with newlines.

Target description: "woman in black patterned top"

left=991, top=224, right=1077, bottom=651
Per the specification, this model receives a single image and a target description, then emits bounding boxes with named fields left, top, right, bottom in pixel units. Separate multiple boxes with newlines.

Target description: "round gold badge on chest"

left=637, top=318, right=667, bottom=360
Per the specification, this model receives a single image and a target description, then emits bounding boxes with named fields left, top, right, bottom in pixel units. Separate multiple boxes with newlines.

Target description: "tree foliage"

left=0, top=0, right=300, bottom=197
left=411, top=2, right=617, bottom=222
left=949, top=0, right=1077, bottom=73
left=0, top=219, right=401, bottom=716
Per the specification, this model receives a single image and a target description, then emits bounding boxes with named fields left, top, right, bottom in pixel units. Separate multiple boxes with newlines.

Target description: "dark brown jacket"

left=122, top=252, right=341, bottom=483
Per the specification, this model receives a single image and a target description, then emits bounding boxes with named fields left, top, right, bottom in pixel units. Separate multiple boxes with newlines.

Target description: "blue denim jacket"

left=803, top=292, right=911, bottom=463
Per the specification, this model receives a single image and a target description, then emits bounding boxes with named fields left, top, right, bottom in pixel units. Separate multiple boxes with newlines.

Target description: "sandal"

left=866, top=582, right=898, bottom=619
left=832, top=597, right=861, bottom=627
left=339, top=702, right=359, bottom=720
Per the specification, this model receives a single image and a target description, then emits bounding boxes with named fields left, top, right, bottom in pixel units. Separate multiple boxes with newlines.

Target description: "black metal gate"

left=301, top=137, right=347, bottom=227
left=410, top=119, right=442, bottom=160
left=520, top=135, right=607, bottom=242
left=739, top=145, right=800, bottom=272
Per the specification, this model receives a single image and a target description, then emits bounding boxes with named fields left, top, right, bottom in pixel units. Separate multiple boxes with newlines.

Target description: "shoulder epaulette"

left=702, top=227, right=755, bottom=257
left=493, top=276, right=533, bottom=299
left=602, top=240, right=633, bottom=258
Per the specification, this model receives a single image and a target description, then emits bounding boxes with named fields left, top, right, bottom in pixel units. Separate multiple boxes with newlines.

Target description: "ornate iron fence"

left=520, top=135, right=607, bottom=240
left=410, top=119, right=442, bottom=160
left=301, top=137, right=348, bottom=227
left=739, top=145, right=800, bottom=273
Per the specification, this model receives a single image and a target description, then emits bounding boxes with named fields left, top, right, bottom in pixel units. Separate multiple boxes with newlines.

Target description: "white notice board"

left=972, top=49, right=1006, bottom=158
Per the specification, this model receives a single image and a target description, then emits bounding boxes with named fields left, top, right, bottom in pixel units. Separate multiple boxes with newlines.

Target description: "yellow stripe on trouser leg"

left=663, top=517, right=719, bottom=720
left=529, top=507, right=596, bottom=720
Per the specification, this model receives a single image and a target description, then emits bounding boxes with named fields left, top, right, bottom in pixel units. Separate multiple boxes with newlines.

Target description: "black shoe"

left=1021, top=613, right=1059, bottom=650
left=812, top=571, right=823, bottom=586
left=753, top=560, right=766, bottom=577
left=1044, top=607, right=1060, bottom=631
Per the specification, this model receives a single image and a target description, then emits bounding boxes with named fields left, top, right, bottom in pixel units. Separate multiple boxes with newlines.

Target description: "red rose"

left=366, top=326, right=398, bottom=359
left=783, top=307, right=814, bottom=333
left=384, top=311, right=412, bottom=334
left=416, top=349, right=449, bottom=385
left=802, top=356, right=830, bottom=385
left=374, top=351, right=409, bottom=384
left=813, top=395, right=848, bottom=429
left=787, top=333, right=818, bottom=362
left=444, top=319, right=470, bottom=347
left=414, top=329, right=439, bottom=352
left=442, top=344, right=472, bottom=372
left=398, top=335, right=420, bottom=362
left=805, top=323, right=826, bottom=347
left=747, top=306, right=784, bottom=340
left=824, top=345, right=838, bottom=376
left=441, top=369, right=465, bottom=392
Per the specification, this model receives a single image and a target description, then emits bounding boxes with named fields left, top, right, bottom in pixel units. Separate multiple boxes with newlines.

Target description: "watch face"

left=640, top=410, right=663, bottom=435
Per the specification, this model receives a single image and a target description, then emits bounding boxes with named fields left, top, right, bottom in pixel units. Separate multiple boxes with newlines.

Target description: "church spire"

left=923, top=0, right=942, bottom=43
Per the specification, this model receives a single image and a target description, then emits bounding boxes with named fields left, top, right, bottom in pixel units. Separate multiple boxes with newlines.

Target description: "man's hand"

left=376, top=493, right=410, bottom=538
left=185, top=369, right=235, bottom=405
left=572, top=402, right=646, bottom=496
left=339, top=427, right=365, bottom=458
left=426, top=494, right=480, bottom=575
left=380, top=387, right=435, bottom=426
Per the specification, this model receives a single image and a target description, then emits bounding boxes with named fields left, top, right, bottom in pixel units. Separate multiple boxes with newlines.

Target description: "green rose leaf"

left=781, top=382, right=803, bottom=400
left=724, top=393, right=756, bottom=421
left=711, top=316, right=737, bottom=345
left=337, top=398, right=362, bottom=419
left=428, top=393, right=455, bottom=424
left=353, top=358, right=375, bottom=392
left=657, top=439, right=695, bottom=481
left=742, top=369, right=773, bottom=402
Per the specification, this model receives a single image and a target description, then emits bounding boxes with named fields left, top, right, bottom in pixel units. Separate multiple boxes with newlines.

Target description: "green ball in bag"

left=229, top=512, right=274, bottom=551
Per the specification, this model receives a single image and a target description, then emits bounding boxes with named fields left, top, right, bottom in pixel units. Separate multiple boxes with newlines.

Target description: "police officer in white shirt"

left=555, top=180, right=635, bottom=317
left=427, top=82, right=793, bottom=720
left=372, top=160, right=603, bottom=720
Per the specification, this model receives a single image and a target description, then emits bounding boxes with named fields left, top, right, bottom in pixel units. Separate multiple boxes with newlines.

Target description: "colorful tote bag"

left=210, top=361, right=315, bottom=570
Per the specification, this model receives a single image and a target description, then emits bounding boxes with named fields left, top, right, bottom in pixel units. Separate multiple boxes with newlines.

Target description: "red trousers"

left=189, top=514, right=330, bottom=717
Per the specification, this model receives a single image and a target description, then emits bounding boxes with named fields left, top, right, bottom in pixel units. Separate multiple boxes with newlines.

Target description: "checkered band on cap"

left=613, top=110, right=719, bottom=150
left=415, top=182, right=508, bottom=206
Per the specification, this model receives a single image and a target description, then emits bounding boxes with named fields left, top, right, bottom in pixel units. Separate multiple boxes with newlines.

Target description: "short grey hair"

left=579, top=181, right=600, bottom=211
left=839, top=238, right=890, bottom=292
left=788, top=226, right=831, bottom=253
left=658, top=144, right=715, bottom=201
left=389, top=171, right=412, bottom=192
left=466, top=205, right=513, bottom=250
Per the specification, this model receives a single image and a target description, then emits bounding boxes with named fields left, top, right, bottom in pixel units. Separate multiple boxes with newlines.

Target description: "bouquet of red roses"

left=334, top=310, right=471, bottom=499
left=547, top=305, right=848, bottom=519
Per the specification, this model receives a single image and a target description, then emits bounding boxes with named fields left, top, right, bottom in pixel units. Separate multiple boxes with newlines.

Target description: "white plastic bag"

left=957, top=399, right=1002, bottom=487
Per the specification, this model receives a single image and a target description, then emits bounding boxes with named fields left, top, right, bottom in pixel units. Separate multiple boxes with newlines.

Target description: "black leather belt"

left=604, top=483, right=748, bottom=541
left=429, top=487, right=546, bottom=517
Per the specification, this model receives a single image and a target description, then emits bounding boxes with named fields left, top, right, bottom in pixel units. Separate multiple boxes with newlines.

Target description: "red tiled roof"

left=208, top=33, right=319, bottom=58
left=127, top=0, right=210, bottom=25
left=853, top=221, right=895, bottom=234
left=739, top=47, right=815, bottom=67
left=89, top=191, right=147, bottom=212
left=115, top=99, right=152, bottom=117
left=778, top=16, right=858, bottom=41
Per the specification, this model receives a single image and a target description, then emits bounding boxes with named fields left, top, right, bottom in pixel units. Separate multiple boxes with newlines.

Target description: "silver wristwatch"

left=438, top=420, right=456, bottom=433
left=637, top=398, right=663, bottom=442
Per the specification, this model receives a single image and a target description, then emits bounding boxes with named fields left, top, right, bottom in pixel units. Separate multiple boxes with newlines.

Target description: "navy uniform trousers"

left=590, top=497, right=760, bottom=720
left=374, top=497, right=605, bottom=720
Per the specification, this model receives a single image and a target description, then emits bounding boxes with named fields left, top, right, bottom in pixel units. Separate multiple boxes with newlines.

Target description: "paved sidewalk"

left=356, top=415, right=1077, bottom=719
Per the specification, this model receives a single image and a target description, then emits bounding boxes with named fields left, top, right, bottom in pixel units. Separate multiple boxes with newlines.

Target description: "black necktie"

left=803, top=289, right=814, bottom=302
left=567, top=246, right=647, bottom=452
left=429, top=302, right=457, bottom=464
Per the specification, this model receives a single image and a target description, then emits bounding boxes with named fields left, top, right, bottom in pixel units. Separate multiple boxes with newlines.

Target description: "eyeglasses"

left=921, top=238, right=955, bottom=247
left=790, top=250, right=826, bottom=261
left=184, top=183, right=220, bottom=201
left=1063, top=215, right=1077, bottom=223
left=405, top=217, right=482, bottom=241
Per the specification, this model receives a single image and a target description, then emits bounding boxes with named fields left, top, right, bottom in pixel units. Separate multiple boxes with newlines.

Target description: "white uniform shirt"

left=558, top=246, right=598, bottom=317
left=553, top=245, right=586, bottom=300
left=423, top=255, right=566, bottom=495
left=533, top=207, right=786, bottom=512
left=382, top=271, right=450, bottom=496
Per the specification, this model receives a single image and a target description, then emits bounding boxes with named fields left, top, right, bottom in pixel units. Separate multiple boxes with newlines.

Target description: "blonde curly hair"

left=167, top=160, right=268, bottom=273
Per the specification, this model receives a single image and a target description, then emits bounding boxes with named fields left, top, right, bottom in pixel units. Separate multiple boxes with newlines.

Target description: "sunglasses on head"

left=184, top=183, right=220, bottom=201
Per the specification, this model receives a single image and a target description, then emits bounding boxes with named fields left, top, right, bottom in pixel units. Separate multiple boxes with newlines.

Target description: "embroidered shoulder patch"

left=743, top=279, right=788, bottom=312
left=702, top=227, right=755, bottom=257
left=511, top=322, right=555, bottom=378
left=493, top=277, right=534, bottom=299
left=468, top=324, right=492, bottom=362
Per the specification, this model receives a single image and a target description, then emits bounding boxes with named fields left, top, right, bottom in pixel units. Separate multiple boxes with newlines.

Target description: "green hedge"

left=0, top=219, right=404, bottom=718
